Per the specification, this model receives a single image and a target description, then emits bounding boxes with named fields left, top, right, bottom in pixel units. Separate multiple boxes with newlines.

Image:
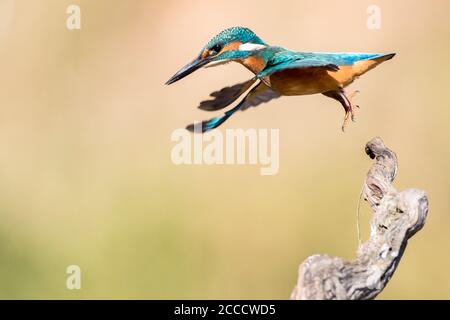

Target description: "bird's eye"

left=209, top=44, right=222, bottom=55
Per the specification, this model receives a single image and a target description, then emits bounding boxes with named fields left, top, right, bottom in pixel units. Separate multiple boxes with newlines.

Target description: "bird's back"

left=264, top=50, right=395, bottom=95
left=268, top=49, right=394, bottom=67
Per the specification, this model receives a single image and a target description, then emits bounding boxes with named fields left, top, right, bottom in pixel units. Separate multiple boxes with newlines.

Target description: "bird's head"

left=165, top=27, right=267, bottom=85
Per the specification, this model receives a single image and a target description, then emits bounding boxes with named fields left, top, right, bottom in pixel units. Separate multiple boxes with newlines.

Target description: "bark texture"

left=290, top=137, right=428, bottom=300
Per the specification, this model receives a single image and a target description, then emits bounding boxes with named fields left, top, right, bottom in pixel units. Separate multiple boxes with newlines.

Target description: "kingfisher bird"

left=165, top=27, right=395, bottom=132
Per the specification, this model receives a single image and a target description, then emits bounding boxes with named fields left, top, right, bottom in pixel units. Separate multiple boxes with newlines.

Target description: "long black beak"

left=165, top=56, right=211, bottom=85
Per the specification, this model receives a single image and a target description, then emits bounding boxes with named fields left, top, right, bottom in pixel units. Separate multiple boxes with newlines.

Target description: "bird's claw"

left=348, top=90, right=360, bottom=100
left=341, top=90, right=359, bottom=131
left=342, top=111, right=355, bottom=132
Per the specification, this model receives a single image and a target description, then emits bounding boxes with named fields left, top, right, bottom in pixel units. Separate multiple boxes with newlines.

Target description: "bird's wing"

left=187, top=81, right=280, bottom=133
left=308, top=52, right=392, bottom=65
left=198, top=79, right=256, bottom=111
left=240, top=81, right=281, bottom=111
left=256, top=51, right=389, bottom=78
left=255, top=51, right=339, bottom=78
left=256, top=59, right=339, bottom=78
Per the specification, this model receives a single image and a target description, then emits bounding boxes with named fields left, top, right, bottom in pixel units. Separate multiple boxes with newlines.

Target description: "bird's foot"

left=348, top=90, right=360, bottom=101
left=341, top=111, right=356, bottom=132
left=348, top=90, right=359, bottom=121
left=341, top=90, right=359, bottom=132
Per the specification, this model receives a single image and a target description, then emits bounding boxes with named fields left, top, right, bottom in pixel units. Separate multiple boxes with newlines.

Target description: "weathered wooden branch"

left=290, top=137, right=428, bottom=300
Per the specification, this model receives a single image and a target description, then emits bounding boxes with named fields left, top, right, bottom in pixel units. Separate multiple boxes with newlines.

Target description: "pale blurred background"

left=0, top=0, right=449, bottom=299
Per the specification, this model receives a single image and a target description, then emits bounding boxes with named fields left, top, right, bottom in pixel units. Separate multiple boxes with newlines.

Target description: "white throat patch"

left=239, top=43, right=267, bottom=51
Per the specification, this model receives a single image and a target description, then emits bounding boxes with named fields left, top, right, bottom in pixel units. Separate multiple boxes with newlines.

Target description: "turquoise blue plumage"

left=256, top=50, right=390, bottom=77
left=166, top=27, right=395, bottom=132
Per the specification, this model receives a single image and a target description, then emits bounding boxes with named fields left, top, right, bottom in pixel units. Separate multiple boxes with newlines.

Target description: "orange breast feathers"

left=240, top=56, right=266, bottom=74
left=269, top=57, right=389, bottom=96
left=269, top=68, right=341, bottom=95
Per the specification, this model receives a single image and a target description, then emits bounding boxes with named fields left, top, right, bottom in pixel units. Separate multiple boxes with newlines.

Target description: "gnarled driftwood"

left=290, top=137, right=428, bottom=300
